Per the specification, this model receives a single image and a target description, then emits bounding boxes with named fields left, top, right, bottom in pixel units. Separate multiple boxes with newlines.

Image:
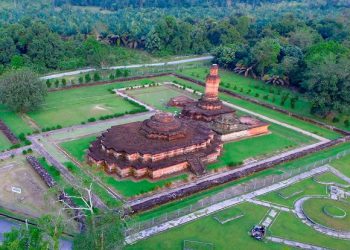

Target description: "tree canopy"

left=0, top=69, right=47, bottom=113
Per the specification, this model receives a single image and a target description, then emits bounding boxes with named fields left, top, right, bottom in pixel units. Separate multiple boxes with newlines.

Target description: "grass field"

left=178, top=67, right=350, bottom=131
left=126, top=202, right=288, bottom=250
left=60, top=136, right=189, bottom=197
left=270, top=211, right=350, bottom=250
left=208, top=124, right=315, bottom=169
left=331, top=154, right=350, bottom=178
left=313, top=172, right=349, bottom=186
left=125, top=84, right=196, bottom=112
left=303, top=198, right=350, bottom=231
left=27, top=86, right=142, bottom=128
left=257, top=178, right=328, bottom=208
left=0, top=132, right=12, bottom=151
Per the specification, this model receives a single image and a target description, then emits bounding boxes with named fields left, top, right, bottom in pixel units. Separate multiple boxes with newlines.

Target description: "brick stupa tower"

left=181, top=64, right=235, bottom=122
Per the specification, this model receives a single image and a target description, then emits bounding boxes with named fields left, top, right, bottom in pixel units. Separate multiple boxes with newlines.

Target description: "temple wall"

left=248, top=125, right=270, bottom=136
left=220, top=130, right=250, bottom=142
left=220, top=125, right=270, bottom=142
left=150, top=162, right=188, bottom=179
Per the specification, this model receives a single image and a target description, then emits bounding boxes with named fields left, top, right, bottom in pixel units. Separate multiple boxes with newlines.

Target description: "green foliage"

left=0, top=69, right=47, bottom=113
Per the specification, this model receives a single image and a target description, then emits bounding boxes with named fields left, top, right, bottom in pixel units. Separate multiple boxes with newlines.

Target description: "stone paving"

left=267, top=236, right=329, bottom=250
left=125, top=165, right=329, bottom=244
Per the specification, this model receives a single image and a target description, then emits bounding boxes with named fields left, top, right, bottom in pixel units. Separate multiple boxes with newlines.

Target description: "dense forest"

left=0, top=0, right=350, bottom=116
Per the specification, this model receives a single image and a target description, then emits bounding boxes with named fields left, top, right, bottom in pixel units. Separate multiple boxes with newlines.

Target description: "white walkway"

left=40, top=56, right=213, bottom=80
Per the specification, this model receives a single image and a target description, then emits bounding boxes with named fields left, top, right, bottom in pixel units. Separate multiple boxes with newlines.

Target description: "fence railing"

left=124, top=148, right=350, bottom=237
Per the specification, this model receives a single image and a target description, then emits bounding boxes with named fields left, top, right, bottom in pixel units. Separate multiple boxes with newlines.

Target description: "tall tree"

left=0, top=69, right=47, bottom=113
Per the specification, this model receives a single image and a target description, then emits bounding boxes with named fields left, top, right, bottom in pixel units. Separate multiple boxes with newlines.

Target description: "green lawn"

left=27, top=85, right=143, bottom=128
left=331, top=154, right=350, bottom=178
left=313, top=172, right=349, bottom=186
left=208, top=123, right=315, bottom=169
left=303, top=198, right=350, bottom=231
left=270, top=211, right=350, bottom=250
left=258, top=178, right=328, bottom=208
left=125, top=84, right=196, bottom=113
left=60, top=136, right=188, bottom=197
left=0, top=104, right=33, bottom=136
left=0, top=132, right=12, bottom=151
left=178, top=67, right=350, bottom=132
left=126, top=202, right=289, bottom=250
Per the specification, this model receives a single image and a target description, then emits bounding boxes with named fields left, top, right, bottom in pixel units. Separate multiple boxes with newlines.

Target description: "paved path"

left=125, top=166, right=328, bottom=244
left=294, top=196, right=350, bottom=239
left=327, top=165, right=350, bottom=184
left=40, top=56, right=213, bottom=80
left=267, top=236, right=329, bottom=250
left=246, top=199, right=291, bottom=212
left=0, top=146, right=31, bottom=160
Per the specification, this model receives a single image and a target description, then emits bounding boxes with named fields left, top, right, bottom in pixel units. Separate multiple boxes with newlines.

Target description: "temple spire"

left=204, top=64, right=221, bottom=101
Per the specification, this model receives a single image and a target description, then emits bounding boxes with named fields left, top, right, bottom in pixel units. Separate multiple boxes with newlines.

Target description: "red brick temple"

left=180, top=64, right=234, bottom=122
left=88, top=113, right=222, bottom=179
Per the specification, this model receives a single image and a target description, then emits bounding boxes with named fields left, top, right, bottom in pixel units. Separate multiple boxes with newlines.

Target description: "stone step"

left=188, top=157, right=205, bottom=176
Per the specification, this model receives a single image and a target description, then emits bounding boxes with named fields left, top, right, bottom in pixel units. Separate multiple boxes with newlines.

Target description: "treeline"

left=53, top=0, right=288, bottom=9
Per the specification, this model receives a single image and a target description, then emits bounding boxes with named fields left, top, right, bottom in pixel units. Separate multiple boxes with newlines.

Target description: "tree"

left=251, top=38, right=281, bottom=76
left=73, top=211, right=125, bottom=250
left=0, top=37, right=16, bottom=64
left=145, top=29, right=161, bottom=53
left=0, top=69, right=47, bottom=113
left=303, top=55, right=350, bottom=116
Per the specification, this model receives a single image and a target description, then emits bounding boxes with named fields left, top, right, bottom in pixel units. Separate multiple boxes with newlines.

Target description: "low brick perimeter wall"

left=128, top=136, right=350, bottom=213
left=0, top=119, right=19, bottom=144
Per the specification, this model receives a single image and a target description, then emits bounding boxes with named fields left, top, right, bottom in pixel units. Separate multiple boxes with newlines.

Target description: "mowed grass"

left=257, top=178, right=328, bottom=208
left=0, top=132, right=12, bottom=151
left=0, top=104, right=33, bottom=136
left=313, top=172, right=350, bottom=186
left=60, top=136, right=188, bottom=197
left=331, top=154, right=350, bottom=178
left=270, top=211, right=350, bottom=250
left=208, top=123, right=315, bottom=169
left=126, top=202, right=288, bottom=250
left=125, top=84, right=196, bottom=113
left=303, top=198, right=350, bottom=231
left=27, top=86, right=140, bottom=128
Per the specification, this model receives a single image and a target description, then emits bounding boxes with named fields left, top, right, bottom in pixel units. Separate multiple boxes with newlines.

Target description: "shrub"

left=85, top=74, right=91, bottom=83
left=344, top=119, right=350, bottom=127
left=93, top=72, right=101, bottom=81
left=61, top=78, right=67, bottom=86
left=78, top=76, right=84, bottom=84
left=71, top=80, right=75, bottom=85
left=255, top=93, right=260, bottom=98
left=233, top=85, right=237, bottom=90
left=88, top=117, right=96, bottom=122
left=239, top=88, right=243, bottom=92
left=46, top=80, right=52, bottom=88
left=332, top=117, right=340, bottom=123
left=123, top=70, right=129, bottom=77
left=109, top=74, right=115, bottom=80
left=263, top=95, right=269, bottom=100
left=54, top=80, right=59, bottom=88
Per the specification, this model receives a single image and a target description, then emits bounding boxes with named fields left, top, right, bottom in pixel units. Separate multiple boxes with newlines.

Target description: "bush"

left=93, top=72, right=101, bottom=82
left=46, top=80, right=52, bottom=88
left=109, top=74, right=115, bottom=80
left=54, top=80, right=59, bottom=88
left=123, top=70, right=129, bottom=77
left=332, top=117, right=340, bottom=123
left=344, top=119, right=350, bottom=127
left=85, top=74, right=91, bottom=83
left=88, top=117, right=96, bottom=122
left=71, top=80, right=75, bottom=85
left=255, top=93, right=260, bottom=98
left=263, top=95, right=269, bottom=100
left=115, top=69, right=123, bottom=78
left=78, top=76, right=84, bottom=84
left=61, top=78, right=67, bottom=86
